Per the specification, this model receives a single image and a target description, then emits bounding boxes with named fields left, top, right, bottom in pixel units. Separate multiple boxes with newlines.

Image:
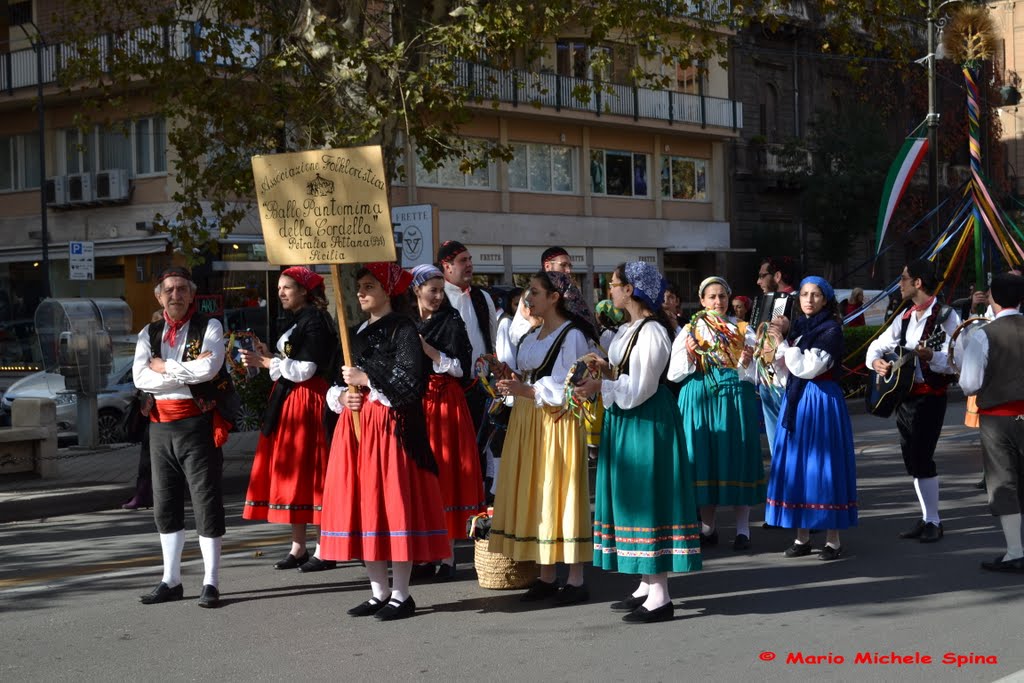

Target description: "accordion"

left=750, top=291, right=796, bottom=329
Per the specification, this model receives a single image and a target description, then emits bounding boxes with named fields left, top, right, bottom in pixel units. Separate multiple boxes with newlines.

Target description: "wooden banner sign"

left=251, top=146, right=397, bottom=265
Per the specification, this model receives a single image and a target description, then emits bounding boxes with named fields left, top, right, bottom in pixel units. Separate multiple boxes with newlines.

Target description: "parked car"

left=0, top=358, right=135, bottom=445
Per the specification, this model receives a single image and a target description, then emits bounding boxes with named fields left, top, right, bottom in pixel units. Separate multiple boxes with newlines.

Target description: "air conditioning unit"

left=94, top=169, right=130, bottom=201
left=67, top=173, right=95, bottom=204
left=45, top=176, right=68, bottom=207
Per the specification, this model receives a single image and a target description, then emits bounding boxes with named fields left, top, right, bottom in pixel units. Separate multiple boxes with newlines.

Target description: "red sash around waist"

left=150, top=399, right=230, bottom=447
left=811, top=370, right=835, bottom=383
left=979, top=399, right=1024, bottom=417
left=909, top=383, right=948, bottom=397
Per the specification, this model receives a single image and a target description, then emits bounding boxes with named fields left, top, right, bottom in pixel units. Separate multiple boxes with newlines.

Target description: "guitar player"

left=866, top=260, right=961, bottom=544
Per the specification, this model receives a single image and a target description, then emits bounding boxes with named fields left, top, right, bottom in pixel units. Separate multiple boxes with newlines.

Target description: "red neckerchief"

left=902, top=295, right=935, bottom=321
left=779, top=286, right=795, bottom=294
left=163, top=304, right=196, bottom=347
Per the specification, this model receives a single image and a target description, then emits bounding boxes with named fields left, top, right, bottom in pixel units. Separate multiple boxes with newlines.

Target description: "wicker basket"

left=473, top=539, right=539, bottom=590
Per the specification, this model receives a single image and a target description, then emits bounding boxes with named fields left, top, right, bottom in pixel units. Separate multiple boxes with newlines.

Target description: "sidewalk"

left=0, top=430, right=259, bottom=523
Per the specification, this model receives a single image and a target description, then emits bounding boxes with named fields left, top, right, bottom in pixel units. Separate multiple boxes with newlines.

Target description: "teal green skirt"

left=593, top=385, right=702, bottom=575
left=678, top=367, right=766, bottom=506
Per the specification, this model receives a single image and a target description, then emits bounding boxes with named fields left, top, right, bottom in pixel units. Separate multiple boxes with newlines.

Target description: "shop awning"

left=0, top=236, right=172, bottom=263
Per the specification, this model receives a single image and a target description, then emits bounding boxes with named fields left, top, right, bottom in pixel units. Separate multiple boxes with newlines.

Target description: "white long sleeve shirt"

left=601, top=319, right=671, bottom=410
left=515, top=321, right=589, bottom=407
left=865, top=298, right=960, bottom=382
left=133, top=318, right=226, bottom=399
left=773, top=338, right=834, bottom=381
left=667, top=317, right=756, bottom=384
left=269, top=324, right=318, bottom=383
left=957, top=309, right=1022, bottom=397
left=444, top=281, right=497, bottom=375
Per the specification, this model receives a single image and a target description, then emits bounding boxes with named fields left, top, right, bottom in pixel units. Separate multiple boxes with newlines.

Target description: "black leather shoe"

left=375, top=595, right=416, bottom=621
left=520, top=579, right=559, bottom=602
left=699, top=530, right=719, bottom=547
left=762, top=522, right=779, bottom=530
left=274, top=551, right=309, bottom=570
left=819, top=545, right=843, bottom=561
left=198, top=584, right=220, bottom=608
left=899, top=520, right=926, bottom=539
left=610, top=595, right=647, bottom=612
left=919, top=522, right=944, bottom=543
left=434, top=563, right=456, bottom=582
left=784, top=542, right=812, bottom=558
left=622, top=602, right=674, bottom=624
left=347, top=595, right=391, bottom=617
left=297, top=556, right=337, bottom=573
left=410, top=562, right=437, bottom=581
left=733, top=534, right=751, bottom=551
left=980, top=555, right=1024, bottom=573
left=139, top=582, right=184, bottom=605
left=553, top=583, right=589, bottom=606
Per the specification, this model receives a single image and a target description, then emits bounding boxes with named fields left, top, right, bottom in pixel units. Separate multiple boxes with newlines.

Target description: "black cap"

left=437, top=240, right=468, bottom=264
left=156, top=266, right=192, bottom=283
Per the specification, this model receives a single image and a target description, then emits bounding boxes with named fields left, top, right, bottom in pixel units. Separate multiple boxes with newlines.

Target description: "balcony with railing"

left=455, top=61, right=742, bottom=131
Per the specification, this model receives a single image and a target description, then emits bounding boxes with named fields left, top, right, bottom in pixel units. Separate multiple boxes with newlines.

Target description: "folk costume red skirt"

left=424, top=374, right=486, bottom=541
left=243, top=377, right=329, bottom=525
left=319, top=397, right=449, bottom=562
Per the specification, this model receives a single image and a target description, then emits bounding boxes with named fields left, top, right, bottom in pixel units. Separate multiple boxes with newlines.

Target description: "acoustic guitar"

left=865, top=327, right=949, bottom=418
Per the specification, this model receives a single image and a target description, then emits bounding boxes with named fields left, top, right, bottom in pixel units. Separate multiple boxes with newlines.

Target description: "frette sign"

left=251, top=146, right=397, bottom=265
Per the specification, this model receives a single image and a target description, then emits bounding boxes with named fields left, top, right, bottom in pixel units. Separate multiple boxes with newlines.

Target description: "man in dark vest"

left=958, top=272, right=1024, bottom=572
left=438, top=241, right=497, bottom=460
left=132, top=266, right=230, bottom=608
left=866, top=259, right=961, bottom=544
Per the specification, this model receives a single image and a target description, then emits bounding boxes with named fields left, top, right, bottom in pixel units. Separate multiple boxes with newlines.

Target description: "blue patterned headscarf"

left=624, top=261, right=667, bottom=311
left=544, top=271, right=598, bottom=340
left=800, top=276, right=835, bottom=304
left=410, top=264, right=444, bottom=288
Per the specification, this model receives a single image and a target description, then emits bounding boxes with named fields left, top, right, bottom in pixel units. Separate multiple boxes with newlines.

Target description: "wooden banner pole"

left=330, top=264, right=360, bottom=440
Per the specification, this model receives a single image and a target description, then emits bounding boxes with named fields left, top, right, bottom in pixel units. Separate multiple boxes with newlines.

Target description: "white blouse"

left=667, top=317, right=756, bottom=383
left=515, top=321, right=589, bottom=407
left=269, top=324, right=318, bottom=383
left=773, top=337, right=834, bottom=381
left=601, top=319, right=671, bottom=410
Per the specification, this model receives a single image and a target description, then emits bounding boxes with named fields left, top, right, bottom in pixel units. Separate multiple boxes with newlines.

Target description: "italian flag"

left=875, top=134, right=929, bottom=256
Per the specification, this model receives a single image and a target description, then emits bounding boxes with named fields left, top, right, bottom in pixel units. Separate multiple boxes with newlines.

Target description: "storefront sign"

left=592, top=247, right=658, bottom=271
left=195, top=294, right=224, bottom=317
left=69, top=241, right=95, bottom=281
left=465, top=245, right=505, bottom=273
left=251, top=147, right=396, bottom=265
left=391, top=204, right=437, bottom=268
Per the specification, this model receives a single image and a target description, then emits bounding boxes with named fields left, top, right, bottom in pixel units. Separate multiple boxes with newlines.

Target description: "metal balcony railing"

left=455, top=60, right=742, bottom=130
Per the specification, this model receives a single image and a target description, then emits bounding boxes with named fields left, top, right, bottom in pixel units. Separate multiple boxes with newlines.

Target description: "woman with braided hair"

left=668, top=276, right=765, bottom=552
left=764, top=276, right=857, bottom=560
left=489, top=270, right=597, bottom=606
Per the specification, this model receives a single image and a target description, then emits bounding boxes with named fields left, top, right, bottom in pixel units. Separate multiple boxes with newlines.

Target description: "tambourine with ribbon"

left=558, top=353, right=604, bottom=424
left=688, top=310, right=742, bottom=372
left=753, top=321, right=781, bottom=391
left=948, top=316, right=990, bottom=374
left=475, top=354, right=513, bottom=416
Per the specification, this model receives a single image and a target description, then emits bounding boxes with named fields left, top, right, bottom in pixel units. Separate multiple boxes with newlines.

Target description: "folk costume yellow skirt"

left=489, top=396, right=592, bottom=565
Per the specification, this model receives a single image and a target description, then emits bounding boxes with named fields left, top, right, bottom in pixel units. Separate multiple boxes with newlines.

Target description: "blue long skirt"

left=765, top=380, right=858, bottom=529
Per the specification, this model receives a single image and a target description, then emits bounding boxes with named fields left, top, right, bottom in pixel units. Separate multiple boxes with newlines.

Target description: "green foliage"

left=52, top=0, right=935, bottom=258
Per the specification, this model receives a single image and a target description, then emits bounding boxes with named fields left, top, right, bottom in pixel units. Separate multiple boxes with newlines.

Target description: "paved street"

left=2, top=400, right=1023, bottom=682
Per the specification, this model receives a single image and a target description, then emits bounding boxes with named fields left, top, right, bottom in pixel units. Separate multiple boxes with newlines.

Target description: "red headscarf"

left=365, top=262, right=413, bottom=296
left=281, top=266, right=324, bottom=292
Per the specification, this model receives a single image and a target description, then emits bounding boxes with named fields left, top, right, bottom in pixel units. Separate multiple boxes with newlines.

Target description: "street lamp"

left=925, top=0, right=987, bottom=237
left=11, top=14, right=52, bottom=299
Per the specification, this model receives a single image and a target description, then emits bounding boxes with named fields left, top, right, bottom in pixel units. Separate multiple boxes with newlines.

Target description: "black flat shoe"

left=622, top=602, right=674, bottom=624
left=375, top=595, right=417, bottom=621
left=347, top=595, right=391, bottom=617
left=699, top=530, right=719, bottom=547
left=899, top=520, right=926, bottom=539
left=919, top=522, right=944, bottom=543
left=819, top=545, right=843, bottom=561
left=197, top=584, right=220, bottom=608
left=410, top=562, right=437, bottom=581
left=553, top=583, right=589, bottom=606
left=274, top=551, right=309, bottom=570
left=297, top=556, right=337, bottom=573
left=980, top=555, right=1024, bottom=573
left=139, top=582, right=184, bottom=605
left=610, top=595, right=647, bottom=612
left=434, top=563, right=456, bottom=582
left=733, top=534, right=751, bottom=551
left=520, top=579, right=559, bottom=602
left=784, top=542, right=812, bottom=558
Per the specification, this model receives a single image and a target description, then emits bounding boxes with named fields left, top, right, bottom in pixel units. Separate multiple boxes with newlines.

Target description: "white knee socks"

left=198, top=536, right=221, bottom=588
left=735, top=506, right=751, bottom=537
left=914, top=477, right=941, bottom=524
left=999, top=514, right=1024, bottom=561
left=391, top=561, right=412, bottom=603
left=159, top=530, right=185, bottom=587
left=366, top=561, right=390, bottom=602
